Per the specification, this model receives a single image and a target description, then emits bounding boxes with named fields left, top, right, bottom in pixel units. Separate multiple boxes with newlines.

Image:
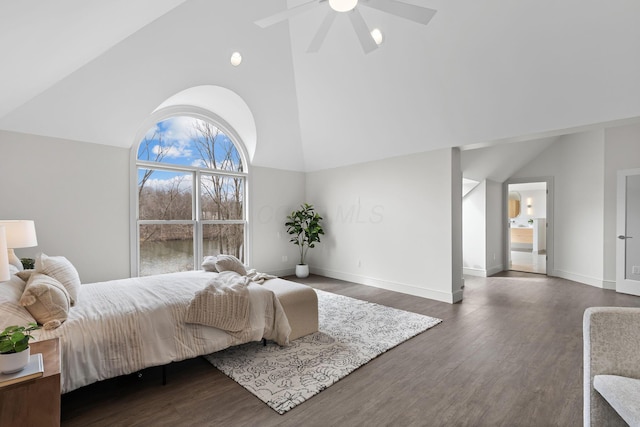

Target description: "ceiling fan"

left=255, top=0, right=437, bottom=54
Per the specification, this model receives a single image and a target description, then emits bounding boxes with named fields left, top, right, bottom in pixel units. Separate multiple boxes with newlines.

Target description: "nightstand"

left=0, top=338, right=61, bottom=427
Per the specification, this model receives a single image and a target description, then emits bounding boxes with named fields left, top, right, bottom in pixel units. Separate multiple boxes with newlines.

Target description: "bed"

left=0, top=267, right=293, bottom=393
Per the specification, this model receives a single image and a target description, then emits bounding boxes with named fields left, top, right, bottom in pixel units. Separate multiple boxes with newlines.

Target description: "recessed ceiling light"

left=230, top=52, right=242, bottom=66
left=371, top=28, right=383, bottom=45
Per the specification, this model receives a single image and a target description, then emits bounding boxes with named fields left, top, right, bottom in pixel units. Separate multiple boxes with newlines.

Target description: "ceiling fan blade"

left=255, top=0, right=322, bottom=28
left=360, top=0, right=437, bottom=26
left=348, top=8, right=378, bottom=53
left=307, top=11, right=337, bottom=53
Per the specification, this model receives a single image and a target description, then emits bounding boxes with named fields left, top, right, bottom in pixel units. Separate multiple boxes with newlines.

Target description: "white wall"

left=0, top=131, right=130, bottom=283
left=250, top=166, right=306, bottom=276
left=512, top=130, right=605, bottom=287
left=603, top=124, right=640, bottom=285
left=463, top=179, right=504, bottom=277
left=0, top=132, right=308, bottom=283
left=463, top=181, right=486, bottom=276
left=306, top=148, right=463, bottom=303
left=486, top=179, right=504, bottom=275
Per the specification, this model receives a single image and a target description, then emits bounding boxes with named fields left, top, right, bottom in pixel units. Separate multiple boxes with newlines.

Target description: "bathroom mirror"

left=508, top=191, right=521, bottom=219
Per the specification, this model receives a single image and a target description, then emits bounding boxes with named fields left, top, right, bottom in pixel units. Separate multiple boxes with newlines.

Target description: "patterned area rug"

left=204, top=289, right=442, bottom=414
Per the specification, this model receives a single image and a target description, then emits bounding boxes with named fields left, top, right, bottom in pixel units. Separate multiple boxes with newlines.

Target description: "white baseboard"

left=552, top=269, right=610, bottom=289
left=312, top=267, right=462, bottom=304
left=486, top=264, right=504, bottom=276
left=602, top=280, right=616, bottom=290
left=463, top=264, right=504, bottom=278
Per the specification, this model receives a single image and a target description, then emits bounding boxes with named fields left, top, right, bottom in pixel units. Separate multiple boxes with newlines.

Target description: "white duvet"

left=33, top=270, right=291, bottom=393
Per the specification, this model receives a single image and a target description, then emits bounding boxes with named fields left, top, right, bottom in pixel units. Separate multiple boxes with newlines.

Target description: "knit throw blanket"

left=245, top=268, right=277, bottom=284
left=185, top=271, right=251, bottom=333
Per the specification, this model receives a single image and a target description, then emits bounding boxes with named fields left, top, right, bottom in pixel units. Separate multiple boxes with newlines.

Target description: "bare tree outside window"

left=136, top=117, right=246, bottom=276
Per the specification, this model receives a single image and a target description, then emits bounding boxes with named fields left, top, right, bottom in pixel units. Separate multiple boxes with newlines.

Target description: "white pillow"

left=201, top=256, right=218, bottom=272
left=214, top=255, right=247, bottom=276
left=16, top=269, right=34, bottom=282
left=35, top=253, right=81, bottom=306
left=0, top=275, right=36, bottom=329
left=8, top=264, right=19, bottom=276
left=20, top=273, right=70, bottom=330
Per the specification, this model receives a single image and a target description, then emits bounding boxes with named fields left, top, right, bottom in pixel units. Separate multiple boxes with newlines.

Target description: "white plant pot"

left=295, top=264, right=310, bottom=278
left=0, top=346, right=30, bottom=374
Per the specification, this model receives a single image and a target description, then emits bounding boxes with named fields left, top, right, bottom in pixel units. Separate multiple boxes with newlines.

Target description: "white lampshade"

left=0, top=226, right=10, bottom=282
left=329, top=0, right=358, bottom=12
left=0, top=220, right=38, bottom=271
left=0, top=220, right=38, bottom=248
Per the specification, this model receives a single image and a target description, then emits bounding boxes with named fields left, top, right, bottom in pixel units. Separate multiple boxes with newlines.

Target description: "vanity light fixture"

left=526, top=198, right=533, bottom=215
left=230, top=52, right=242, bottom=66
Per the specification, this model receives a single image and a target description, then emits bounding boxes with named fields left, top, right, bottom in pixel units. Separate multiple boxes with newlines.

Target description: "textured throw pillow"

left=20, top=273, right=70, bottom=330
left=214, top=254, right=247, bottom=276
left=0, top=275, right=36, bottom=329
left=16, top=269, right=34, bottom=282
left=35, top=253, right=81, bottom=306
left=201, top=256, right=218, bottom=272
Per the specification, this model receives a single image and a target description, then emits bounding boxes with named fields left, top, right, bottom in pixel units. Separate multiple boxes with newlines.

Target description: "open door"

left=506, top=181, right=548, bottom=274
left=504, top=177, right=554, bottom=276
left=616, top=169, right=640, bottom=295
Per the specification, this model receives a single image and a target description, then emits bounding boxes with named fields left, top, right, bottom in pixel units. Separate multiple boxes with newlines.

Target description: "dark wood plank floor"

left=60, top=272, right=640, bottom=427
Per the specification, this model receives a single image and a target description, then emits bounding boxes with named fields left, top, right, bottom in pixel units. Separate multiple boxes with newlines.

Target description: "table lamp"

left=0, top=220, right=38, bottom=271
left=0, top=226, right=9, bottom=281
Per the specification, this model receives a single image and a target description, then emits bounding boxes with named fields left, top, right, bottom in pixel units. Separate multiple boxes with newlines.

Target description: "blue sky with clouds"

left=137, top=116, right=240, bottom=187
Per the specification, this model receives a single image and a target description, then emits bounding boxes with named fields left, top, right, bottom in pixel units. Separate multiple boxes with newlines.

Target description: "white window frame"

left=130, top=109, right=250, bottom=277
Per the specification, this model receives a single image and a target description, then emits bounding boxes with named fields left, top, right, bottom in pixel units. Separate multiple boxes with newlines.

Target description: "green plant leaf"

left=284, top=203, right=325, bottom=264
left=0, top=323, right=40, bottom=354
left=10, top=331, right=26, bottom=344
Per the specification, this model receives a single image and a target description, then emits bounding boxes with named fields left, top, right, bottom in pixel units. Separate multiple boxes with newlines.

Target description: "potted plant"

left=285, top=203, right=325, bottom=278
left=20, top=258, right=35, bottom=270
left=0, top=323, right=40, bottom=374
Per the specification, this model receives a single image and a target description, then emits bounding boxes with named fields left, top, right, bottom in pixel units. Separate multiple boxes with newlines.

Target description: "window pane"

left=203, top=224, right=244, bottom=262
left=137, top=116, right=243, bottom=172
left=139, top=224, right=194, bottom=276
left=138, top=168, right=193, bottom=220
left=201, top=175, right=244, bottom=220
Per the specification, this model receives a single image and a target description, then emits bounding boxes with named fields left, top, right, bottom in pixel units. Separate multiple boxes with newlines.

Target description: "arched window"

left=134, top=115, right=247, bottom=276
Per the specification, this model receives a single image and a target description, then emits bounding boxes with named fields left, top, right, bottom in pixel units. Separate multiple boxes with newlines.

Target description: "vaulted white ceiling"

left=2, top=0, right=640, bottom=172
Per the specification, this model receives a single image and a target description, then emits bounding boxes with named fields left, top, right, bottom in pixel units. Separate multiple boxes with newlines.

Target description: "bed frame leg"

left=262, top=338, right=267, bottom=346
left=162, top=365, right=167, bottom=386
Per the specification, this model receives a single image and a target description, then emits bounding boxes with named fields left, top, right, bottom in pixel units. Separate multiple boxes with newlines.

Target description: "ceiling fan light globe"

left=329, top=0, right=358, bottom=12
left=371, top=28, right=383, bottom=45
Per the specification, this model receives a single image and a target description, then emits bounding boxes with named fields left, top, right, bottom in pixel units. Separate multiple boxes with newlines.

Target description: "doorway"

left=616, top=168, right=640, bottom=295
left=506, top=181, right=549, bottom=274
